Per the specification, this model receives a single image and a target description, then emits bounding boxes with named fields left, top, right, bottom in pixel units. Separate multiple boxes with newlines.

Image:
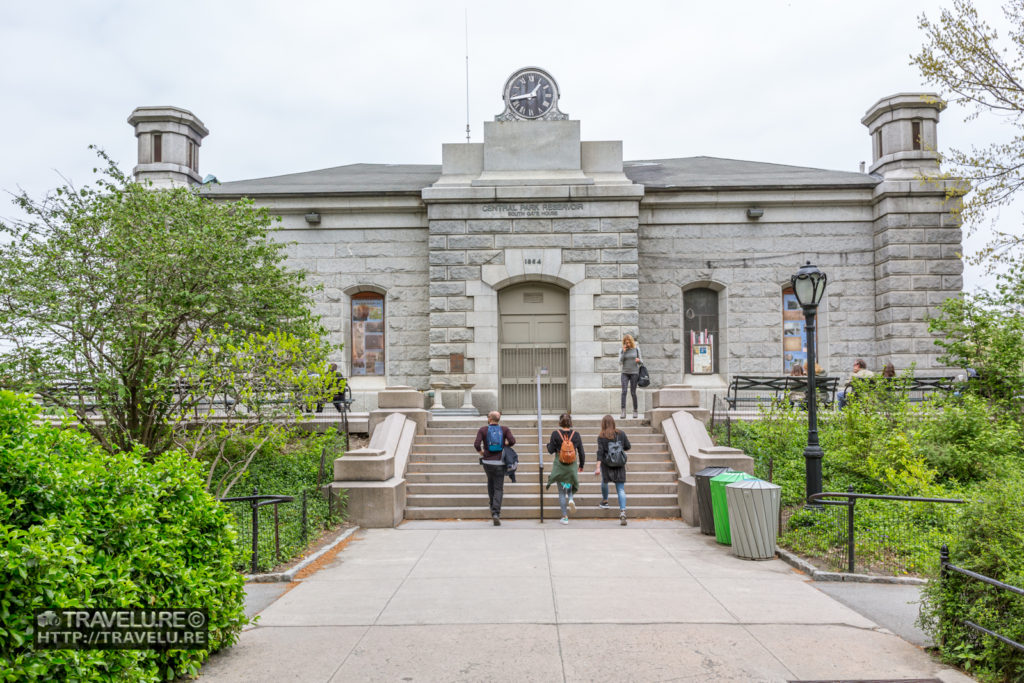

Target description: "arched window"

left=782, top=287, right=816, bottom=374
left=684, top=288, right=719, bottom=374
left=351, top=292, right=385, bottom=376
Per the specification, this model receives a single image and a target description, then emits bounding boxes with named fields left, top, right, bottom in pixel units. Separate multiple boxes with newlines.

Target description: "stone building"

left=128, top=70, right=964, bottom=415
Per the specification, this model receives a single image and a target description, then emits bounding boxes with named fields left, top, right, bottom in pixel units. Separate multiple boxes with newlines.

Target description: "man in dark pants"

left=474, top=411, right=515, bottom=526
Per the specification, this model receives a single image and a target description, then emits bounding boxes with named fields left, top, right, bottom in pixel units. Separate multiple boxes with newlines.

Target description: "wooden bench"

left=723, top=375, right=839, bottom=410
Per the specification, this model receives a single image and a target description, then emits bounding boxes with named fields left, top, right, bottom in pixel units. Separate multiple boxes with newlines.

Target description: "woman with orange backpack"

left=545, top=413, right=585, bottom=525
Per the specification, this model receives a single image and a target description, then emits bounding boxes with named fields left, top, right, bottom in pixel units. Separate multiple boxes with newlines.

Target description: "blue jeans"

left=601, top=481, right=626, bottom=511
left=557, top=483, right=573, bottom=517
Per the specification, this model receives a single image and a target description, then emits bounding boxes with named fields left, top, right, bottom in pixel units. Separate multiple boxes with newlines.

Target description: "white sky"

left=0, top=0, right=1015, bottom=292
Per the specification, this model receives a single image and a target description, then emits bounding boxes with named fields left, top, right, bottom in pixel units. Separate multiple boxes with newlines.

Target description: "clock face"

left=504, top=69, right=556, bottom=119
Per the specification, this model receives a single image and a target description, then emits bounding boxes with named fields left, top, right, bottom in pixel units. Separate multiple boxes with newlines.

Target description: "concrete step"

left=404, top=505, right=680, bottom=520
left=408, top=445, right=669, bottom=457
left=404, top=471, right=679, bottom=484
left=425, top=417, right=649, bottom=429
left=405, top=492, right=680, bottom=508
left=406, top=482, right=677, bottom=495
left=404, top=461, right=677, bottom=474
left=415, top=432, right=666, bottom=443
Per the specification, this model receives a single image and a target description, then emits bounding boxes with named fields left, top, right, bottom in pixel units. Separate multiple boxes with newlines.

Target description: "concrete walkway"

left=199, top=520, right=972, bottom=682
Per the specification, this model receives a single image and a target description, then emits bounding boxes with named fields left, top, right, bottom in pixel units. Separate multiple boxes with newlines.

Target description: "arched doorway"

left=498, top=282, right=569, bottom=413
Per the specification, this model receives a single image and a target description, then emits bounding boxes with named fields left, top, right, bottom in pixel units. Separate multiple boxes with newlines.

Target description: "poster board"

left=691, top=343, right=713, bottom=374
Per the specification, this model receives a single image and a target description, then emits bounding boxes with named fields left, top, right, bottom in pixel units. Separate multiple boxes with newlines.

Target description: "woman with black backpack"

left=545, top=413, right=585, bottom=525
left=594, top=414, right=631, bottom=525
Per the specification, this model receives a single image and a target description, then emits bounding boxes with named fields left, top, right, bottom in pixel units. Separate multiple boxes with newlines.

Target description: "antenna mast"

left=464, top=9, right=471, bottom=143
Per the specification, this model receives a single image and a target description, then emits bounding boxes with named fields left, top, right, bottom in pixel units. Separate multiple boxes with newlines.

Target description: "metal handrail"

left=806, top=488, right=966, bottom=574
left=218, top=488, right=296, bottom=573
left=940, top=545, right=1024, bottom=653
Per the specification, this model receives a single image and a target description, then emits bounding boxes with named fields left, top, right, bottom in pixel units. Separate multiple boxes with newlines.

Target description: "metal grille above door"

left=498, top=283, right=569, bottom=414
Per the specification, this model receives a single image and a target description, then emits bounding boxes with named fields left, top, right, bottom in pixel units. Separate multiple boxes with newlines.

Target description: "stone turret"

left=127, top=106, right=208, bottom=188
left=863, top=93, right=964, bottom=373
left=861, top=93, right=943, bottom=179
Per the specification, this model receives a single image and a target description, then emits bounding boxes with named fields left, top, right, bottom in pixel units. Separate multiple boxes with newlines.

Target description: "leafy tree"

left=928, top=256, right=1024, bottom=406
left=913, top=0, right=1024, bottom=264
left=0, top=150, right=335, bottom=458
left=174, top=327, right=336, bottom=498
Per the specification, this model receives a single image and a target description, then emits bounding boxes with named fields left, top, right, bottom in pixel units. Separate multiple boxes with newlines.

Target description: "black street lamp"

left=791, top=261, right=828, bottom=502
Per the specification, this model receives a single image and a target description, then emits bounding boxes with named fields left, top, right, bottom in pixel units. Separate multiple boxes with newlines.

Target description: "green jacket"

left=546, top=457, right=579, bottom=494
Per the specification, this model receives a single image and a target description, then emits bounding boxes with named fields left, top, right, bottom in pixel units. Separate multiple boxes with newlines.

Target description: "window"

left=874, top=130, right=882, bottom=159
left=153, top=133, right=162, bottom=162
left=683, top=288, right=718, bottom=374
left=187, top=140, right=196, bottom=170
left=782, top=287, right=817, bottom=373
left=351, top=292, right=385, bottom=376
left=911, top=120, right=922, bottom=151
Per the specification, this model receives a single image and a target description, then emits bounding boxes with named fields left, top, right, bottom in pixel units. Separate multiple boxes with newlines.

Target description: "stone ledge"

left=245, top=526, right=360, bottom=583
left=775, top=547, right=928, bottom=585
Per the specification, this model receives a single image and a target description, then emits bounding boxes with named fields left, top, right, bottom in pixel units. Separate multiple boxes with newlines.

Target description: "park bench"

left=723, top=375, right=839, bottom=410
left=841, top=375, right=959, bottom=404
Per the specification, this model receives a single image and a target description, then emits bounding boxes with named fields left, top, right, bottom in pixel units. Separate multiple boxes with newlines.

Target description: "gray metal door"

left=498, top=283, right=569, bottom=413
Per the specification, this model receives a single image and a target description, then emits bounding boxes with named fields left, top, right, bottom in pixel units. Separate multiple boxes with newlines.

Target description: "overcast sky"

left=1, top=0, right=1014, bottom=292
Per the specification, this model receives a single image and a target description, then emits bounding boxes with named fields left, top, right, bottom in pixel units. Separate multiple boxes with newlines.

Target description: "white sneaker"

left=620, top=411, right=626, bottom=419
left=568, top=497, right=576, bottom=513
left=559, top=517, right=569, bottom=525
left=620, top=511, right=628, bottom=526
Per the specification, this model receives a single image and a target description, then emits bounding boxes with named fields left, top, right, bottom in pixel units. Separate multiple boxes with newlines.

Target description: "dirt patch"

left=266, top=523, right=357, bottom=574
left=292, top=531, right=362, bottom=580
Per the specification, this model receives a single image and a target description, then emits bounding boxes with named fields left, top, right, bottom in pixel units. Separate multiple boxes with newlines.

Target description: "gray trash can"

left=694, top=467, right=732, bottom=535
left=725, top=479, right=781, bottom=560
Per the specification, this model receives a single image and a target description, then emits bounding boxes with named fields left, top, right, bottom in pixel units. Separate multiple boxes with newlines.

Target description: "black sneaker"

left=598, top=501, right=610, bottom=509
left=492, top=513, right=501, bottom=526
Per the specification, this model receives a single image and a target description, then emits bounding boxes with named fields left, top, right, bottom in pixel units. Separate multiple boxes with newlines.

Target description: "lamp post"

left=791, top=261, right=828, bottom=502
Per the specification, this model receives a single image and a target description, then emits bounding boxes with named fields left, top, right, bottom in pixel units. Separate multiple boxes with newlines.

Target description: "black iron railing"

left=218, top=488, right=296, bottom=574
left=940, top=545, right=1024, bottom=653
left=792, top=488, right=966, bottom=575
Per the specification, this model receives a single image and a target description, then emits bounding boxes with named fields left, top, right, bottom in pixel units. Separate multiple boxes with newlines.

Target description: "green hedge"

left=0, top=392, right=246, bottom=681
left=211, top=429, right=346, bottom=572
left=919, top=473, right=1024, bottom=682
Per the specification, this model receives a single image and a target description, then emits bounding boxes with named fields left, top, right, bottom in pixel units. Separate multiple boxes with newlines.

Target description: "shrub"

left=0, top=392, right=246, bottom=681
left=208, top=428, right=347, bottom=572
left=915, top=394, right=1024, bottom=485
left=920, top=473, right=1024, bottom=681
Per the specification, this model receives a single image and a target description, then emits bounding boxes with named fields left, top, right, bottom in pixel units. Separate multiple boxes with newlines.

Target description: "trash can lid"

left=696, top=466, right=732, bottom=477
left=726, top=479, right=780, bottom=491
left=710, top=471, right=756, bottom=484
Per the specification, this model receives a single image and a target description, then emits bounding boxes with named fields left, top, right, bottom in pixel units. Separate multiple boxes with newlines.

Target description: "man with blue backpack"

left=474, top=411, right=516, bottom=526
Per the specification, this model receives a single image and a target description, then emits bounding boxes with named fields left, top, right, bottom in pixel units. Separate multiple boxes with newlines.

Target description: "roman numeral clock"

left=495, top=66, right=569, bottom=121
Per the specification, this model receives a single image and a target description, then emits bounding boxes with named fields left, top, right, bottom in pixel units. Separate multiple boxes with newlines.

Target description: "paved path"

left=200, top=520, right=972, bottom=682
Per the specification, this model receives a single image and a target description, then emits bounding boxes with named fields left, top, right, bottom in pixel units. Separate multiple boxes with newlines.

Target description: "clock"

left=496, top=66, right=568, bottom=121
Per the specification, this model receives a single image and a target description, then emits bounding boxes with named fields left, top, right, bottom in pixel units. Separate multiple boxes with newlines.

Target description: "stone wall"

left=423, top=194, right=642, bottom=414
left=271, top=202, right=431, bottom=409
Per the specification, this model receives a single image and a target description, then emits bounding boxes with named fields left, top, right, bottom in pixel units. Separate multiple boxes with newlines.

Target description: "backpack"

left=486, top=424, right=504, bottom=452
left=605, top=435, right=627, bottom=467
left=558, top=430, right=577, bottom=465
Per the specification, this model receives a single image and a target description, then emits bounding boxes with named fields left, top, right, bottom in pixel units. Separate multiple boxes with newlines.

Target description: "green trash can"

left=710, top=471, right=755, bottom=544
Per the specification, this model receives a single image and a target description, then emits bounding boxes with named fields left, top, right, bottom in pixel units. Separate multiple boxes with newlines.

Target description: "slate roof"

left=202, top=156, right=877, bottom=197
left=203, top=163, right=442, bottom=196
left=623, top=157, right=878, bottom=190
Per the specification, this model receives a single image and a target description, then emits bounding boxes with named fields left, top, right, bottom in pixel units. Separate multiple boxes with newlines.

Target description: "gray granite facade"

left=132, top=91, right=963, bottom=413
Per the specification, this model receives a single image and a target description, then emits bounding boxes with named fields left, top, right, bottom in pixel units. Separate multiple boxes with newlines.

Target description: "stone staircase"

left=404, top=416, right=681, bottom=520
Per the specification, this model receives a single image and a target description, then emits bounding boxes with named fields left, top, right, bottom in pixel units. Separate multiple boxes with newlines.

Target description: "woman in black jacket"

left=546, top=413, right=585, bottom=524
left=594, top=414, right=630, bottom=525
